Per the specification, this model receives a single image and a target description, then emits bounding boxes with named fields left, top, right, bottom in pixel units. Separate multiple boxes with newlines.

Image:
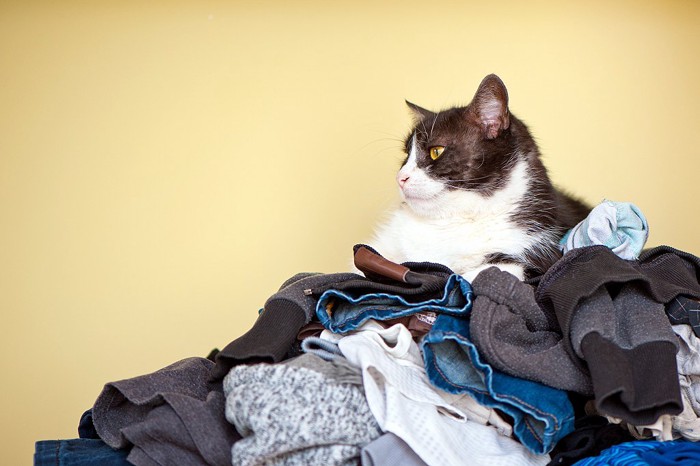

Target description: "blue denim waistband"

left=422, top=313, right=575, bottom=455
left=316, top=274, right=472, bottom=334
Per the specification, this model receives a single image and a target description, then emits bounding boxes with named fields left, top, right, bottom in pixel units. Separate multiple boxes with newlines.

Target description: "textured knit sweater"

left=535, top=245, right=700, bottom=425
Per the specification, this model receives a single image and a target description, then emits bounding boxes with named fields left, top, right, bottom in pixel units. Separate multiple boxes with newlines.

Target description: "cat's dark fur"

left=369, top=74, right=590, bottom=280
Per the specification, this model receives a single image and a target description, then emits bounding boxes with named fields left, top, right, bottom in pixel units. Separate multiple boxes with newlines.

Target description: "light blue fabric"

left=301, top=336, right=344, bottom=361
left=560, top=200, right=649, bottom=260
left=572, top=439, right=700, bottom=466
left=315, top=274, right=472, bottom=334
left=421, top=313, right=575, bottom=455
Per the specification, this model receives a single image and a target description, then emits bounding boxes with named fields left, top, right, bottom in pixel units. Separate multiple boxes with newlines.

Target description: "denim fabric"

left=316, top=274, right=472, bottom=333
left=422, top=313, right=575, bottom=455
left=34, top=439, right=130, bottom=466
left=300, top=336, right=345, bottom=361
left=572, top=440, right=700, bottom=466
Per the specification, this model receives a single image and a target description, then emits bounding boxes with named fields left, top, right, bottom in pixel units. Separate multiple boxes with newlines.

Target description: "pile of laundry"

left=35, top=201, right=700, bottom=466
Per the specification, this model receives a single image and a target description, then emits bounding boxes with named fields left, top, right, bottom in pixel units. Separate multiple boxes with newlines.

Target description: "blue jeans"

left=316, top=274, right=472, bottom=333
left=34, top=439, right=130, bottom=466
left=422, top=313, right=575, bottom=455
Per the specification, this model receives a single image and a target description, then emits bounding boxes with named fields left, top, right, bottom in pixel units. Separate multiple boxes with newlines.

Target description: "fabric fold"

left=469, top=267, right=592, bottom=394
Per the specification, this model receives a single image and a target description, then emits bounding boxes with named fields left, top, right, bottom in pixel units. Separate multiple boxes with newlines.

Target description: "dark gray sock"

left=470, top=267, right=593, bottom=394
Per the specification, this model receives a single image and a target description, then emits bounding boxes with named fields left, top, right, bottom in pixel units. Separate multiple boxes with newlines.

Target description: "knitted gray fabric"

left=94, top=357, right=221, bottom=449
left=223, top=359, right=381, bottom=466
left=469, top=267, right=593, bottom=394
left=285, top=353, right=363, bottom=386
left=268, top=272, right=361, bottom=322
left=570, top=284, right=678, bottom=358
left=92, top=357, right=240, bottom=466
left=571, top=283, right=682, bottom=424
left=212, top=272, right=359, bottom=380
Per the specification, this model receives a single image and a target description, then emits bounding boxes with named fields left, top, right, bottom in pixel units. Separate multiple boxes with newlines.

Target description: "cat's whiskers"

left=440, top=182, right=483, bottom=192
left=440, top=174, right=497, bottom=183
left=372, top=146, right=406, bottom=158
left=418, top=121, right=430, bottom=141
left=371, top=129, right=406, bottom=142
left=350, top=137, right=406, bottom=160
left=428, top=111, right=440, bottom=140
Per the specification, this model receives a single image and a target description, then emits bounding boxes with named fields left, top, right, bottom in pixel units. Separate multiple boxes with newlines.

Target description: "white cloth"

left=673, top=324, right=700, bottom=440
left=337, top=321, right=548, bottom=466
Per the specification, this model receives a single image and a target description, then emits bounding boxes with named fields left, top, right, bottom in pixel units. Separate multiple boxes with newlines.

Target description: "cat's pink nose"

left=397, top=174, right=410, bottom=188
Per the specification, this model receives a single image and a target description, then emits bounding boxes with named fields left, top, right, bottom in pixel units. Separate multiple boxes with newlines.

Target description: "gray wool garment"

left=469, top=267, right=594, bottom=394
left=270, top=272, right=361, bottom=321
left=91, top=357, right=240, bottom=466
left=571, top=282, right=682, bottom=424
left=212, top=271, right=360, bottom=380
left=93, top=357, right=221, bottom=449
left=223, top=356, right=381, bottom=466
left=569, top=284, right=678, bottom=357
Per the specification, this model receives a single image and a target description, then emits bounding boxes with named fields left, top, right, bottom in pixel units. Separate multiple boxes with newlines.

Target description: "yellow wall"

left=2, top=0, right=699, bottom=462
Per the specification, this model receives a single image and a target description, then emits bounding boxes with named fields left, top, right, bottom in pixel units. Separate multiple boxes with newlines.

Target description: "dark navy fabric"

left=34, top=439, right=130, bottom=466
left=78, top=410, right=99, bottom=440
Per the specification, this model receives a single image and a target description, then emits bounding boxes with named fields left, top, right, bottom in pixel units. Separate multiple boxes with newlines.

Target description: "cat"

left=367, top=73, right=590, bottom=281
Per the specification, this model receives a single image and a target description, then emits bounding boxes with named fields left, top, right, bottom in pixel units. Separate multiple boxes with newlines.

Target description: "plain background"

left=2, top=0, right=699, bottom=463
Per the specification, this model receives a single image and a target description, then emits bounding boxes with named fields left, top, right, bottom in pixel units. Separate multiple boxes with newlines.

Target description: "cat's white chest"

left=368, top=159, right=543, bottom=280
left=369, top=207, right=532, bottom=280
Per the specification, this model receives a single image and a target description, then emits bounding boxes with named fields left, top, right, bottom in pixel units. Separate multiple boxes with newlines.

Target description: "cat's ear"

left=405, top=100, right=436, bottom=122
left=469, top=74, right=510, bottom=140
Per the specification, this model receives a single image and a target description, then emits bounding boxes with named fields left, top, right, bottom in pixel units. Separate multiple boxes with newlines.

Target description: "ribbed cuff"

left=581, top=332, right=682, bottom=425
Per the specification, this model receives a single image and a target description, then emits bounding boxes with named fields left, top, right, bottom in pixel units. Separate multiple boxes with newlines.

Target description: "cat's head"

left=397, top=74, right=533, bottom=217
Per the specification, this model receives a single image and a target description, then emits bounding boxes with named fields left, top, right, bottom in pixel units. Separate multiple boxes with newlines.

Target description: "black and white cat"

left=369, top=74, right=589, bottom=281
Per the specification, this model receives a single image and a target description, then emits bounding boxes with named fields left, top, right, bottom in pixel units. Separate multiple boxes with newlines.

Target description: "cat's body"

left=368, top=74, right=589, bottom=281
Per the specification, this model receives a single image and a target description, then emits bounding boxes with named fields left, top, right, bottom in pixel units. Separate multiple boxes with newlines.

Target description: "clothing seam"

left=427, top=330, right=560, bottom=430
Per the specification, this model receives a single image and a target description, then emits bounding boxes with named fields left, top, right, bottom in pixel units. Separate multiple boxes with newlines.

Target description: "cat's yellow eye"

left=429, top=146, right=445, bottom=160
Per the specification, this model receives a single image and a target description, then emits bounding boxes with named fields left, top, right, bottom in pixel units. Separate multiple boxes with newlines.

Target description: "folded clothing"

left=536, top=245, right=700, bottom=425
left=316, top=274, right=471, bottom=334
left=91, top=357, right=240, bottom=466
left=223, top=354, right=380, bottom=466
left=469, top=266, right=593, bottom=394
left=34, top=438, right=130, bottom=466
left=560, top=200, right=649, bottom=260
left=214, top=244, right=456, bottom=380
left=338, top=321, right=549, bottom=466
left=422, top=312, right=575, bottom=455
left=573, top=284, right=681, bottom=425
left=212, top=272, right=359, bottom=380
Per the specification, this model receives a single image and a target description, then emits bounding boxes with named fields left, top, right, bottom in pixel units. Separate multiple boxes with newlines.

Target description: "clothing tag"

left=415, top=312, right=437, bottom=325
